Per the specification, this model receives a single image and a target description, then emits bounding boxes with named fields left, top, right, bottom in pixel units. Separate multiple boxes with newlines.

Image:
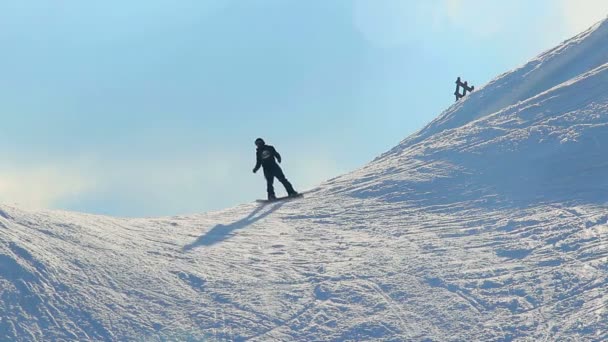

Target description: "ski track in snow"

left=2, top=17, right=608, bottom=342
left=0, top=192, right=606, bottom=341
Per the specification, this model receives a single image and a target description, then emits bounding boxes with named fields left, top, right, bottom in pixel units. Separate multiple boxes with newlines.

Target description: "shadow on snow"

left=183, top=202, right=284, bottom=250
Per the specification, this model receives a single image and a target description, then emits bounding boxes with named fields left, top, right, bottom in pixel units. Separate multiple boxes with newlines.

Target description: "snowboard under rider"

left=252, top=138, right=298, bottom=201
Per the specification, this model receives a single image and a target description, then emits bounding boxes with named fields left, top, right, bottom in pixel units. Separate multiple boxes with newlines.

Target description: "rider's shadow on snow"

left=182, top=202, right=284, bottom=251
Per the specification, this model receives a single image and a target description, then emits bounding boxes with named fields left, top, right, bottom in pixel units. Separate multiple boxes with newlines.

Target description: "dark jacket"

left=253, top=145, right=281, bottom=172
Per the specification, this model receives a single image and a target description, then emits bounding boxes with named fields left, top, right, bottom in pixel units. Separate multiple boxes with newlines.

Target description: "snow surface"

left=1, top=18, right=608, bottom=342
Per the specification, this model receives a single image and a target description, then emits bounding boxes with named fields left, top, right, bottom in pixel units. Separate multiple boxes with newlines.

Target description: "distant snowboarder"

left=252, top=138, right=299, bottom=201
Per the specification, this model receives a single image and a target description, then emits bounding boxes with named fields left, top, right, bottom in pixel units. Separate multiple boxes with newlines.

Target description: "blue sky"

left=0, top=0, right=606, bottom=217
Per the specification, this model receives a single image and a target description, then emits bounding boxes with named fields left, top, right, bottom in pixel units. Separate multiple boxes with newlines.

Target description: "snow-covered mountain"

left=1, top=19, right=608, bottom=342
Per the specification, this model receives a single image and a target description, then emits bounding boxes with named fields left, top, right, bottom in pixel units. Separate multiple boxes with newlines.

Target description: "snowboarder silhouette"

left=252, top=138, right=298, bottom=201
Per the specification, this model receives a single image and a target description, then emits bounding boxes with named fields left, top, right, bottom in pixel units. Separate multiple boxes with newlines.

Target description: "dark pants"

left=263, top=164, right=296, bottom=197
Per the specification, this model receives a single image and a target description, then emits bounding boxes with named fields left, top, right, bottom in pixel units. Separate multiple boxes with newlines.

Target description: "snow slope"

left=1, top=19, right=608, bottom=342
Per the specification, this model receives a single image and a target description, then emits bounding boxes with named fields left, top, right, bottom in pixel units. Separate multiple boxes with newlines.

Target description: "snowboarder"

left=252, top=138, right=298, bottom=201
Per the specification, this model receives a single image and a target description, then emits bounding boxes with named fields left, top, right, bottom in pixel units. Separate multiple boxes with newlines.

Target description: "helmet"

left=255, top=138, right=265, bottom=146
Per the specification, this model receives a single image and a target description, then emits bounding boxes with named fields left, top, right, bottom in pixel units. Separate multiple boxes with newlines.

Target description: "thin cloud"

left=438, top=0, right=524, bottom=38
left=559, top=0, right=608, bottom=35
left=352, top=0, right=542, bottom=47
left=0, top=163, right=93, bottom=209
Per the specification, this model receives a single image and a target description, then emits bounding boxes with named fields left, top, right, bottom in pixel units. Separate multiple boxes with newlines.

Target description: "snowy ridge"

left=331, top=60, right=608, bottom=206
left=390, top=16, right=608, bottom=154
left=1, top=19, right=608, bottom=342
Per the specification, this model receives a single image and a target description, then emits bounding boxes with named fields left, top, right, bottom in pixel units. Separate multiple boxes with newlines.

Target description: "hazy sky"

left=0, top=1, right=606, bottom=216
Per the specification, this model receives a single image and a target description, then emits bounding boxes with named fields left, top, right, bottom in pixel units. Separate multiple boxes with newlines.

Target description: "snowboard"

left=256, top=193, right=303, bottom=204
